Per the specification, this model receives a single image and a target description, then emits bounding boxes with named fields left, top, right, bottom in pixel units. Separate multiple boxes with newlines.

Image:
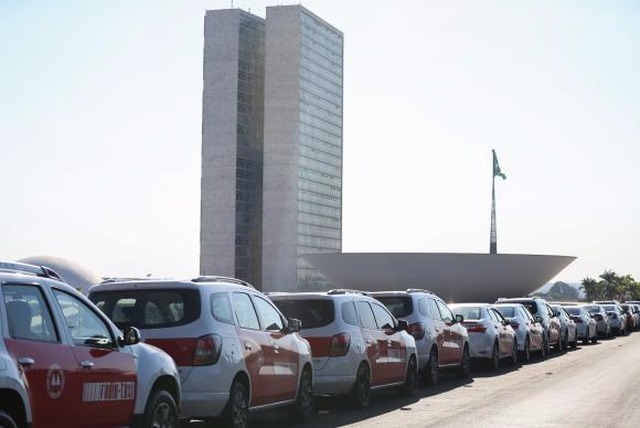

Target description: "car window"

left=453, top=306, right=480, bottom=321
left=232, top=292, right=261, bottom=330
left=565, top=307, right=580, bottom=316
left=341, top=301, right=358, bottom=326
left=374, top=296, right=412, bottom=318
left=546, top=304, right=555, bottom=317
left=355, top=301, right=377, bottom=330
left=53, top=290, right=114, bottom=348
left=522, top=308, right=535, bottom=322
left=436, top=300, right=453, bottom=323
left=273, top=298, right=335, bottom=329
left=417, top=298, right=431, bottom=317
left=426, top=298, right=442, bottom=321
left=253, top=296, right=284, bottom=331
left=496, top=306, right=515, bottom=318
left=211, top=293, right=234, bottom=324
left=2, top=284, right=58, bottom=343
left=491, top=309, right=506, bottom=323
left=90, top=289, right=200, bottom=329
left=371, top=302, right=395, bottom=330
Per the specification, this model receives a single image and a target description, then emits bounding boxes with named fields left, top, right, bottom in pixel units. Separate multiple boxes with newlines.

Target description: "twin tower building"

left=200, top=5, right=344, bottom=291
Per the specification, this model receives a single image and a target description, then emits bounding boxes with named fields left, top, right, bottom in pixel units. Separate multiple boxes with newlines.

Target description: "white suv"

left=88, top=276, right=314, bottom=427
left=369, top=289, right=471, bottom=385
left=0, top=261, right=181, bottom=428
left=269, top=290, right=418, bottom=408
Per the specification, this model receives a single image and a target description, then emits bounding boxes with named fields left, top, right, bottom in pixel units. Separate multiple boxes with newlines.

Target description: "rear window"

left=565, top=307, right=581, bottom=315
left=89, top=289, right=200, bottom=329
left=272, top=299, right=335, bottom=330
left=584, top=305, right=598, bottom=313
left=374, top=296, right=413, bottom=318
left=495, top=306, right=516, bottom=318
left=454, top=306, right=482, bottom=320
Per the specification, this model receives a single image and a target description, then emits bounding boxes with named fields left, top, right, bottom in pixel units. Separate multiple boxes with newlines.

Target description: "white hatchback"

left=89, top=276, right=314, bottom=427
left=269, top=290, right=418, bottom=408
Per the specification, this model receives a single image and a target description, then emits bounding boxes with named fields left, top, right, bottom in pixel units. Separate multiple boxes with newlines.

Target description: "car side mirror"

left=455, top=314, right=464, bottom=324
left=285, top=318, right=302, bottom=334
left=534, top=315, right=543, bottom=324
left=396, top=319, right=408, bottom=331
left=119, top=326, right=141, bottom=346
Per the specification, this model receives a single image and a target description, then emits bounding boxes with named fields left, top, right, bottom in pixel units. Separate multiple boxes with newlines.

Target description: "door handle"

left=18, top=357, right=35, bottom=367
left=80, top=360, right=94, bottom=369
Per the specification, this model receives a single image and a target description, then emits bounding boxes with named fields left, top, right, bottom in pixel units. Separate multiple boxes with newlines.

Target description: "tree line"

left=580, top=270, right=639, bottom=302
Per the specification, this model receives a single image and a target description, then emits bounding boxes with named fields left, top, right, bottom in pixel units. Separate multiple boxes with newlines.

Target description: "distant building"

left=200, top=5, right=343, bottom=291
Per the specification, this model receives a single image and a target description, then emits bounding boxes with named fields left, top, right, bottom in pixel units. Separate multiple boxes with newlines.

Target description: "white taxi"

left=0, top=261, right=181, bottom=428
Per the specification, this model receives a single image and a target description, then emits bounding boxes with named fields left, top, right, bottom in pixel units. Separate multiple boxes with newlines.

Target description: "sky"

left=1, top=0, right=639, bottom=284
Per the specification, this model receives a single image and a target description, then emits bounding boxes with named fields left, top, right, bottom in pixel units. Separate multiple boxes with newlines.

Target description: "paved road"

left=238, top=331, right=640, bottom=428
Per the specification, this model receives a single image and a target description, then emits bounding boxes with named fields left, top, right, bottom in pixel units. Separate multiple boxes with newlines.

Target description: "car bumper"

left=314, top=373, right=356, bottom=396
left=468, top=333, right=493, bottom=359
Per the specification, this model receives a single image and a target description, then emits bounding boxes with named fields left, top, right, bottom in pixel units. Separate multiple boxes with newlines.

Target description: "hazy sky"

left=2, top=0, right=639, bottom=284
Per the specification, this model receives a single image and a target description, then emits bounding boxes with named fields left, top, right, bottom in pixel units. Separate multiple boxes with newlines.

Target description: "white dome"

left=17, top=255, right=102, bottom=295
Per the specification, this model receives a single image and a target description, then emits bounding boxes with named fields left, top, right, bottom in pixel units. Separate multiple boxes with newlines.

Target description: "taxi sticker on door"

left=47, top=364, right=65, bottom=399
left=82, top=382, right=135, bottom=402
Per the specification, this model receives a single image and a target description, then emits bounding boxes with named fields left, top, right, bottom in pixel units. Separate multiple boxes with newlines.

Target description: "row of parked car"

left=3, top=261, right=639, bottom=428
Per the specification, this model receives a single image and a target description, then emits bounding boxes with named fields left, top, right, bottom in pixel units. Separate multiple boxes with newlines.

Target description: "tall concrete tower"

left=200, top=5, right=343, bottom=291
left=200, top=9, right=265, bottom=285
left=262, top=5, right=343, bottom=291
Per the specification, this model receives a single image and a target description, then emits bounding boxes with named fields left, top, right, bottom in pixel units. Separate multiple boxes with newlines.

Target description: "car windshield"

left=374, top=296, right=413, bottom=318
left=584, top=306, right=599, bottom=314
left=603, top=305, right=616, bottom=311
left=271, top=299, right=334, bottom=329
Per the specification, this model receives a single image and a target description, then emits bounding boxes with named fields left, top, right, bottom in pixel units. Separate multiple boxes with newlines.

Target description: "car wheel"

left=521, top=336, right=531, bottom=363
left=142, top=389, right=179, bottom=428
left=556, top=333, right=564, bottom=353
left=290, top=368, right=315, bottom=422
left=458, top=345, right=471, bottom=379
left=489, top=342, right=500, bottom=371
left=425, top=348, right=439, bottom=386
left=511, top=339, right=518, bottom=365
left=0, top=411, right=18, bottom=428
left=591, top=329, right=598, bottom=344
left=540, top=336, right=547, bottom=359
left=400, top=356, right=418, bottom=396
left=561, top=332, right=568, bottom=353
left=350, top=363, right=371, bottom=408
left=224, top=381, right=249, bottom=428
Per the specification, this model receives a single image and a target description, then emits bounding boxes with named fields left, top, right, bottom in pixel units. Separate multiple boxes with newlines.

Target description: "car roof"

left=449, top=302, right=491, bottom=307
left=89, top=276, right=256, bottom=293
left=268, top=290, right=372, bottom=300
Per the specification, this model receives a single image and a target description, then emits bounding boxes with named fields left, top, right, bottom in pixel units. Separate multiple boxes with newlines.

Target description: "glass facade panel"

left=235, top=15, right=265, bottom=285
left=296, top=12, right=343, bottom=289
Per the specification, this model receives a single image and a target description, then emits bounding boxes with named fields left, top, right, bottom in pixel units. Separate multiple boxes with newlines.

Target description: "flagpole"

left=490, top=149, right=498, bottom=254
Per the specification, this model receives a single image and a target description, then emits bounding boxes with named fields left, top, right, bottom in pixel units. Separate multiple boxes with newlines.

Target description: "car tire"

left=489, top=342, right=500, bottom=371
left=223, top=380, right=249, bottom=428
left=540, top=336, right=548, bottom=359
left=350, top=363, right=371, bottom=408
left=511, top=339, right=518, bottom=366
left=142, top=389, right=179, bottom=428
left=591, top=330, right=598, bottom=344
left=458, top=345, right=471, bottom=379
left=556, top=333, right=564, bottom=353
left=561, top=332, right=568, bottom=353
left=424, top=348, right=439, bottom=386
left=400, top=356, right=418, bottom=396
left=521, top=336, right=531, bottom=363
left=0, top=411, right=18, bottom=428
left=290, top=368, right=315, bottom=423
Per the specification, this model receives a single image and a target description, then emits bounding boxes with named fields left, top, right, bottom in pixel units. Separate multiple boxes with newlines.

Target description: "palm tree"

left=580, top=276, right=600, bottom=302
left=599, top=270, right=620, bottom=300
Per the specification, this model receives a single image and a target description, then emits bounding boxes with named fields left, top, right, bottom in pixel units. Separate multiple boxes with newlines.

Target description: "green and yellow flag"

left=493, top=149, right=506, bottom=180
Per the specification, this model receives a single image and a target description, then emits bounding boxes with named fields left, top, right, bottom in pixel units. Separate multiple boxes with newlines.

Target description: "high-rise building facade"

left=200, top=5, right=343, bottom=291
left=200, top=9, right=265, bottom=285
left=262, top=6, right=343, bottom=291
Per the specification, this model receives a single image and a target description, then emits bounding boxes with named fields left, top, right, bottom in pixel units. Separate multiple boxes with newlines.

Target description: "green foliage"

left=580, top=270, right=639, bottom=302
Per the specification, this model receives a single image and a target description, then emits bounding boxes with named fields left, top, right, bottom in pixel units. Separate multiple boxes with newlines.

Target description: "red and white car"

left=269, top=290, right=418, bottom=408
left=0, top=261, right=181, bottom=428
left=88, top=276, right=315, bottom=427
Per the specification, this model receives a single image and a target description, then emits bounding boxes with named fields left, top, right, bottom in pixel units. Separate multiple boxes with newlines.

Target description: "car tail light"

left=464, top=323, right=487, bottom=333
left=329, top=333, right=351, bottom=357
left=193, top=334, right=222, bottom=366
left=407, top=322, right=426, bottom=340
